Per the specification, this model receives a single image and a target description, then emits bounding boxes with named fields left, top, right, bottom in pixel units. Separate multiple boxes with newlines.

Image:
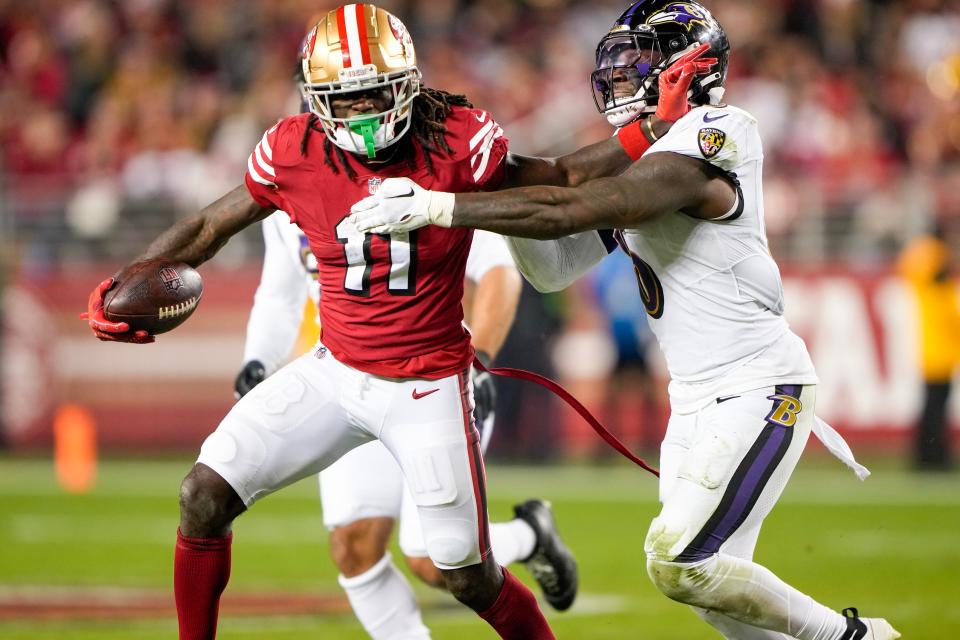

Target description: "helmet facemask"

left=591, top=0, right=732, bottom=128
left=591, top=31, right=666, bottom=128
left=302, top=65, right=421, bottom=159
left=300, top=4, right=421, bottom=160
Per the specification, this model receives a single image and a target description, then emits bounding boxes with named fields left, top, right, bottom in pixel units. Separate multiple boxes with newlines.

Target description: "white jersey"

left=621, top=104, right=817, bottom=411
left=243, top=211, right=514, bottom=374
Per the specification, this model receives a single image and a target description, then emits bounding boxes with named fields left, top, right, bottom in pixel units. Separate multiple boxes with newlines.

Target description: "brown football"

left=103, top=259, right=203, bottom=334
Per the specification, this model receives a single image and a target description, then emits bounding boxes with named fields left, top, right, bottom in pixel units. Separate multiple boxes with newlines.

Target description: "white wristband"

left=426, top=191, right=456, bottom=228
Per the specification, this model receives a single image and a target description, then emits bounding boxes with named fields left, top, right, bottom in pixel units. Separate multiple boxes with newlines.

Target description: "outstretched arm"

left=502, top=116, right=673, bottom=189
left=351, top=152, right=737, bottom=240
left=139, top=185, right=273, bottom=266
left=83, top=185, right=273, bottom=343
left=452, top=153, right=735, bottom=239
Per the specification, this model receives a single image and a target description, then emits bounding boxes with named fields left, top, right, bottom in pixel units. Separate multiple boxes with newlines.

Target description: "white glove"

left=349, top=177, right=456, bottom=234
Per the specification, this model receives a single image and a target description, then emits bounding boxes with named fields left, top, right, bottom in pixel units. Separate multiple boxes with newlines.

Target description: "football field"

left=0, top=455, right=956, bottom=639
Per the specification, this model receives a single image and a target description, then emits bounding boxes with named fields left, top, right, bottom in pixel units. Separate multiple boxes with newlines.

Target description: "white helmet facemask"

left=302, top=65, right=421, bottom=159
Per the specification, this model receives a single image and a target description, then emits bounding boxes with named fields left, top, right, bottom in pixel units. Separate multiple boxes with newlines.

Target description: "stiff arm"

left=494, top=120, right=674, bottom=291
left=453, top=152, right=737, bottom=240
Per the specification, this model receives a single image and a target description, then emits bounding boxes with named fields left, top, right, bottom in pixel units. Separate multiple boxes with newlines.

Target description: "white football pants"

left=197, top=344, right=491, bottom=570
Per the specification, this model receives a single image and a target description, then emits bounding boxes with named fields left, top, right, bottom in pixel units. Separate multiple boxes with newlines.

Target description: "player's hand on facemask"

left=79, top=278, right=155, bottom=343
left=234, top=360, right=267, bottom=399
left=656, top=43, right=717, bottom=123
left=350, top=177, right=455, bottom=234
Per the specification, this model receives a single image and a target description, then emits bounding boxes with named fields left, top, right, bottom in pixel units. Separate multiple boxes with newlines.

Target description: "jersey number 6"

left=336, top=217, right=418, bottom=297
left=614, top=231, right=664, bottom=319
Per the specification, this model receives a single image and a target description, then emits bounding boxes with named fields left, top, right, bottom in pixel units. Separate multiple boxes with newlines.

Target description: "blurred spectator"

left=0, top=0, right=957, bottom=268
left=896, top=227, right=960, bottom=471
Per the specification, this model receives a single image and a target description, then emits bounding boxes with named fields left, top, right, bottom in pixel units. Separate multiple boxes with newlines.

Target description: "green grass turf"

left=0, top=455, right=957, bottom=639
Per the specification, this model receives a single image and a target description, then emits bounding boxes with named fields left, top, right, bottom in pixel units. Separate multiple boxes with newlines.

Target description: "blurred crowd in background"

left=1, top=0, right=959, bottom=460
left=2, top=0, right=959, bottom=269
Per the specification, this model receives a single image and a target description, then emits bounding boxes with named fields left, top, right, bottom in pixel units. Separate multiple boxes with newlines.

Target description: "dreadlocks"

left=300, top=86, right=473, bottom=180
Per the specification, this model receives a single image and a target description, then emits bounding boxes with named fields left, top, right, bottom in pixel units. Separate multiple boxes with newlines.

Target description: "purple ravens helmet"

left=591, top=1, right=730, bottom=127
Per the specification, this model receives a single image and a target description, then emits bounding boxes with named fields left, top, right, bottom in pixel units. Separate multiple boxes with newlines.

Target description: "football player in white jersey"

left=347, top=2, right=900, bottom=639
left=234, top=211, right=579, bottom=638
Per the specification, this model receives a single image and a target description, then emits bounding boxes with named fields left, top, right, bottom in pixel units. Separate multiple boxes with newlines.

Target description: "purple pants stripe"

left=674, top=385, right=801, bottom=563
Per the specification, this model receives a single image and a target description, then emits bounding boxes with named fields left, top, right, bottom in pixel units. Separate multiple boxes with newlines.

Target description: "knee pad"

left=423, top=526, right=474, bottom=568
left=396, top=440, right=482, bottom=568
left=646, top=555, right=721, bottom=607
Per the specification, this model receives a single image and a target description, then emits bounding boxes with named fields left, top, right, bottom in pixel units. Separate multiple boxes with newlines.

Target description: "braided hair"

left=299, top=86, right=473, bottom=180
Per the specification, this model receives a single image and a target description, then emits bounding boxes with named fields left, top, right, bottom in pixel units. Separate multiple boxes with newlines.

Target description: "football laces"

left=158, top=297, right=200, bottom=320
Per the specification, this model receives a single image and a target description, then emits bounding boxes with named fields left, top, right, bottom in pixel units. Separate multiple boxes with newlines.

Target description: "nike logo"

left=475, top=112, right=487, bottom=123
left=703, top=112, right=728, bottom=123
left=394, top=188, right=415, bottom=198
left=716, top=394, right=740, bottom=404
left=412, top=388, right=440, bottom=400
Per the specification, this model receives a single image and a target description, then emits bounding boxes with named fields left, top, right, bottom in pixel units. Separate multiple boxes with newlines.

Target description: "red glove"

left=79, top=278, right=155, bottom=344
left=655, top=43, right=718, bottom=123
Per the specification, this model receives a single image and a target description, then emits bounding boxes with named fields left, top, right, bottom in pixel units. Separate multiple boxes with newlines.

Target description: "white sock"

left=338, top=552, right=431, bottom=639
left=489, top=518, right=537, bottom=565
left=649, top=553, right=848, bottom=640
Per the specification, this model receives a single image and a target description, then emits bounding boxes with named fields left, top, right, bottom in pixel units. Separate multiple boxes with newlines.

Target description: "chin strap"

left=349, top=117, right=380, bottom=159
left=473, top=356, right=660, bottom=478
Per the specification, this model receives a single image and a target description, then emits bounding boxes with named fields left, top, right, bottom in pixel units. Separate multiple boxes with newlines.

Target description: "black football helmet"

left=591, top=1, right=730, bottom=127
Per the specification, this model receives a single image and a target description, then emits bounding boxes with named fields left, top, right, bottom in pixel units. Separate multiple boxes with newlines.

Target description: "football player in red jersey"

left=81, top=4, right=698, bottom=639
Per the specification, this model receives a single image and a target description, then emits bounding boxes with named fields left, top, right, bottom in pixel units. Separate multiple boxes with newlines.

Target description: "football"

left=103, top=259, right=203, bottom=334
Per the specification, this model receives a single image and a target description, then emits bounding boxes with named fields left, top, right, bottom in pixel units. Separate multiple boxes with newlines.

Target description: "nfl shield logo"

left=158, top=267, right=183, bottom=292
left=368, top=177, right=382, bottom=194
left=698, top=128, right=726, bottom=159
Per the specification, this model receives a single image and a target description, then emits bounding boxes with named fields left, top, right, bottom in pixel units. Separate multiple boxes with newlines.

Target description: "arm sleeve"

left=505, top=230, right=616, bottom=293
left=242, top=213, right=310, bottom=374
left=465, top=230, right=515, bottom=284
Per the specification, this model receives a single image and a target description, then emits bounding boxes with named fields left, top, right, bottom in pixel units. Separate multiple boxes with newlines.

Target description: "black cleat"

left=513, top=499, right=578, bottom=611
left=841, top=608, right=868, bottom=640
left=841, top=607, right=901, bottom=640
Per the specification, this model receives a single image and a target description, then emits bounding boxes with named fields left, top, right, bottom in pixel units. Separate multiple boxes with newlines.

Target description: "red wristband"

left=617, top=119, right=652, bottom=161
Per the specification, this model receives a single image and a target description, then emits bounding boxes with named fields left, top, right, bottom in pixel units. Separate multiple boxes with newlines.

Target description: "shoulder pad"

left=269, top=114, right=320, bottom=168
left=646, top=105, right=759, bottom=172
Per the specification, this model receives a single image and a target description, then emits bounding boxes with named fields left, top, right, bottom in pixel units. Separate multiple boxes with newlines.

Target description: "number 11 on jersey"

left=335, top=217, right=418, bottom=297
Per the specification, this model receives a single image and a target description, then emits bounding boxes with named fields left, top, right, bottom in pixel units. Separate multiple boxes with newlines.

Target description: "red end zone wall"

left=2, top=264, right=956, bottom=452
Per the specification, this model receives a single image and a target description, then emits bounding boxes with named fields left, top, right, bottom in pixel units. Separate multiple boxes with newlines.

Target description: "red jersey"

left=244, top=107, right=508, bottom=379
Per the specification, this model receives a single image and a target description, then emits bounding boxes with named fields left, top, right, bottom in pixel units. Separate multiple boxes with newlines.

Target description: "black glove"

left=471, top=351, right=497, bottom=430
left=234, top=360, right=267, bottom=399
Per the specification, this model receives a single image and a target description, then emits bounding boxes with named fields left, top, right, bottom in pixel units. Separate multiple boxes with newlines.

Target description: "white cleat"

left=841, top=608, right=901, bottom=640
left=863, top=618, right=901, bottom=640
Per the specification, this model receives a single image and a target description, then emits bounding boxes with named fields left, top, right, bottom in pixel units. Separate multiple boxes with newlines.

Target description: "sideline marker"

left=54, top=404, right=98, bottom=494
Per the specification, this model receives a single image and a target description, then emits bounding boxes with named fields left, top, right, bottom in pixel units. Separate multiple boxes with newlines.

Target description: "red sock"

left=174, top=528, right=232, bottom=640
left=479, top=567, right=555, bottom=640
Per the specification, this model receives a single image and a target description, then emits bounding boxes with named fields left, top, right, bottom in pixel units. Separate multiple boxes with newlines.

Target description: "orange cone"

left=54, top=404, right=97, bottom=494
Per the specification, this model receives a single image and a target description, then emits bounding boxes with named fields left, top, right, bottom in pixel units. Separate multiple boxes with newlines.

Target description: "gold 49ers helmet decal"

left=301, top=4, right=421, bottom=158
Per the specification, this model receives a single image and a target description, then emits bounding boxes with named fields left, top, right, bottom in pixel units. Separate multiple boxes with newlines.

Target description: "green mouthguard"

left=349, top=117, right=380, bottom=158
